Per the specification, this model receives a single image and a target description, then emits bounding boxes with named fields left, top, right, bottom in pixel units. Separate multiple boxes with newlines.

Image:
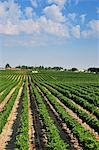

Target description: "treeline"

left=15, top=66, right=80, bottom=71
left=88, top=68, right=99, bottom=73
left=15, top=66, right=99, bottom=73
left=4, top=64, right=99, bottom=73
left=15, top=65, right=64, bottom=71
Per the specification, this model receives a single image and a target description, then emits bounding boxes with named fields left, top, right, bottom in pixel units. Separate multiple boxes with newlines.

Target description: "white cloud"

left=0, top=21, right=19, bottom=35
left=43, top=4, right=65, bottom=22
left=82, top=19, right=99, bottom=38
left=0, top=1, right=69, bottom=38
left=80, top=14, right=86, bottom=24
left=0, top=14, right=69, bottom=38
left=48, top=0, right=67, bottom=8
left=30, top=0, right=38, bottom=8
left=82, top=30, right=93, bottom=38
left=25, top=7, right=33, bottom=18
left=89, top=19, right=99, bottom=32
left=71, top=25, right=80, bottom=38
left=0, top=0, right=98, bottom=44
left=68, top=13, right=77, bottom=22
left=38, top=16, right=69, bottom=38
left=0, top=2, right=8, bottom=24
left=0, top=0, right=22, bottom=25
left=1, top=33, right=67, bottom=47
left=0, top=2, right=7, bottom=16
left=8, top=1, right=22, bottom=23
left=20, top=19, right=40, bottom=34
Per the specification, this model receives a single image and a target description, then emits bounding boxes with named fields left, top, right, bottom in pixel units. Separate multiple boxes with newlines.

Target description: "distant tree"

left=39, top=66, right=44, bottom=70
left=45, top=67, right=48, bottom=70
left=21, top=65, right=28, bottom=69
left=88, top=68, right=95, bottom=72
left=88, top=68, right=99, bottom=73
left=48, top=67, right=51, bottom=70
left=52, top=67, right=63, bottom=70
left=16, top=66, right=21, bottom=68
left=5, top=64, right=11, bottom=68
left=71, top=68, right=78, bottom=71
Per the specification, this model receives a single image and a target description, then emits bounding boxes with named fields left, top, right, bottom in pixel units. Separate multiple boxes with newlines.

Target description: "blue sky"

left=0, top=0, right=99, bottom=68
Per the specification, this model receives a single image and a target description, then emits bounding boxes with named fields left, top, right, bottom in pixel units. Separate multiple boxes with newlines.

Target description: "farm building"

left=32, top=71, right=38, bottom=73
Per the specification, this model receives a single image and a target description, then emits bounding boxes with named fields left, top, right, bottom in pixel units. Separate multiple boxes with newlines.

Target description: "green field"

left=0, top=70, right=99, bottom=150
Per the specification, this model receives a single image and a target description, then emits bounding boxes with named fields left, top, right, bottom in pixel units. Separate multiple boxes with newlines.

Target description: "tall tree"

left=5, top=64, right=11, bottom=68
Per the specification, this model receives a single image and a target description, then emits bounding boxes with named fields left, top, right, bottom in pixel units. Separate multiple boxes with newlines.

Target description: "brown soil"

left=27, top=83, right=36, bottom=150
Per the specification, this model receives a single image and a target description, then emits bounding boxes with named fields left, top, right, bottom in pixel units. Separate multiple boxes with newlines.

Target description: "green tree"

left=71, top=68, right=78, bottom=71
left=5, top=64, right=11, bottom=68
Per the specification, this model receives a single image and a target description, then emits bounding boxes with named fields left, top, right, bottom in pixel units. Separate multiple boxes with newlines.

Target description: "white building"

left=32, top=71, right=38, bottom=73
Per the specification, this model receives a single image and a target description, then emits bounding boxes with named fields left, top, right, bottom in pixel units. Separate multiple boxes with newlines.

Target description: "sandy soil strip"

left=27, top=84, right=36, bottom=150
left=44, top=87, right=99, bottom=141
left=0, top=85, right=23, bottom=150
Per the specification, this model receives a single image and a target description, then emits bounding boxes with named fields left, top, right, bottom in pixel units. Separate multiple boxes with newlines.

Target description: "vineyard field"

left=0, top=70, right=99, bottom=150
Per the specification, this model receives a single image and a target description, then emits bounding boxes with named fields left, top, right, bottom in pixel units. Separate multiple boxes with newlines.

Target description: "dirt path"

left=37, top=86, right=83, bottom=150
left=27, top=84, right=36, bottom=150
left=0, top=85, right=23, bottom=150
left=44, top=86, right=99, bottom=141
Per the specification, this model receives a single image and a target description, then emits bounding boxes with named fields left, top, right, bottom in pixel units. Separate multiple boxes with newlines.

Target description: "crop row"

left=0, top=81, right=23, bottom=134
left=36, top=83, right=99, bottom=150
left=30, top=78, right=69, bottom=150
left=40, top=82, right=99, bottom=133
left=44, top=82, right=99, bottom=119
left=58, top=83, right=99, bottom=106
left=0, top=74, right=14, bottom=85
left=15, top=80, right=29, bottom=149
left=0, top=75, right=20, bottom=93
left=0, top=76, right=22, bottom=103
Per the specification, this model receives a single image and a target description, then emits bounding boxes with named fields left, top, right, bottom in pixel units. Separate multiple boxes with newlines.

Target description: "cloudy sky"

left=0, top=0, right=99, bottom=68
